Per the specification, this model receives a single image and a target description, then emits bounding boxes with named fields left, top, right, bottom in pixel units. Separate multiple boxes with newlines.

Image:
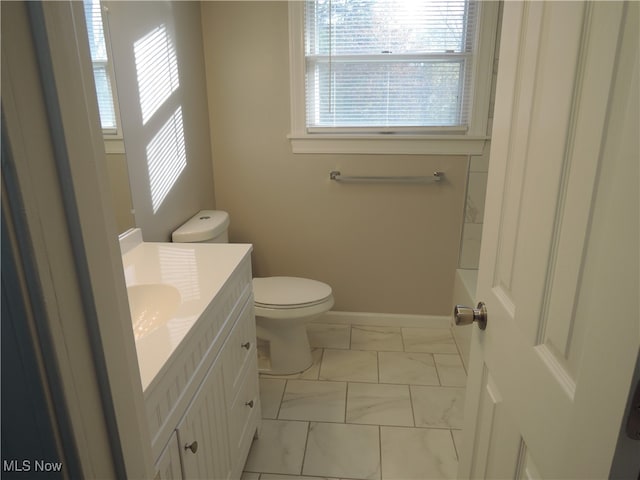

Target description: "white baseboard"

left=317, top=310, right=453, bottom=329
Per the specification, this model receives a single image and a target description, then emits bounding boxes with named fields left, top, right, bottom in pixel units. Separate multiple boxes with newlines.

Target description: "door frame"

left=2, top=2, right=154, bottom=477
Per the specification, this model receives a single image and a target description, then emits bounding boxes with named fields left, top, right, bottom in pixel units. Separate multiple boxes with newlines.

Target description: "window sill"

left=104, top=137, right=125, bottom=155
left=288, top=133, right=489, bottom=155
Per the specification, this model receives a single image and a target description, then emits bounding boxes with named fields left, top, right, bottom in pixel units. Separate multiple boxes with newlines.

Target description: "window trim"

left=287, top=0, right=499, bottom=155
left=87, top=1, right=125, bottom=153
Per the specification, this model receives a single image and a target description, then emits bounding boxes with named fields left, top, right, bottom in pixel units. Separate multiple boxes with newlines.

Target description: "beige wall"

left=107, top=1, right=215, bottom=241
left=201, top=2, right=468, bottom=315
left=104, top=152, right=135, bottom=234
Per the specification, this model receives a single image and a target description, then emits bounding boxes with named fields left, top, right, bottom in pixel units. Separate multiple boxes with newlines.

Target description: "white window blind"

left=83, top=0, right=118, bottom=133
left=304, top=0, right=478, bottom=131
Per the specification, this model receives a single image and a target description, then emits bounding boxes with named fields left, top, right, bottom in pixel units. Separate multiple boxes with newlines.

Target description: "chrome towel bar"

left=329, top=170, right=444, bottom=184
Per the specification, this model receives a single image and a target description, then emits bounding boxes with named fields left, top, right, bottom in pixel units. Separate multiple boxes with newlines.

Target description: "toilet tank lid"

left=172, top=210, right=229, bottom=243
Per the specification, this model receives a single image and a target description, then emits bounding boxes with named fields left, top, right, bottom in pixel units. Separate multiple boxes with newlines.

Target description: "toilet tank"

left=172, top=210, right=230, bottom=243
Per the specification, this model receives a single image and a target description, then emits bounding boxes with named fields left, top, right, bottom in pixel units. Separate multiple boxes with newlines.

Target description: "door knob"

left=454, top=302, right=487, bottom=330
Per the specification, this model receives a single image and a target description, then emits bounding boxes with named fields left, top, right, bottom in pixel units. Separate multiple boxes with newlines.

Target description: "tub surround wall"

left=451, top=269, right=478, bottom=370
left=201, top=1, right=469, bottom=316
left=107, top=1, right=215, bottom=242
left=458, top=3, right=501, bottom=269
left=459, top=146, right=490, bottom=269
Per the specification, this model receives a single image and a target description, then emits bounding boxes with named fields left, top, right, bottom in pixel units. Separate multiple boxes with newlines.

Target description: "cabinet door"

left=176, top=359, right=231, bottom=480
left=154, top=431, right=183, bottom=480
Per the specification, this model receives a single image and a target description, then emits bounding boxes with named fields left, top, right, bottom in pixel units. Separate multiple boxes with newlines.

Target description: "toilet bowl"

left=253, top=276, right=334, bottom=374
left=172, top=210, right=334, bottom=375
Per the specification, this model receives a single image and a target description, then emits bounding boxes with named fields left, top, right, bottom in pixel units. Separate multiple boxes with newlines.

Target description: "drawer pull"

left=184, top=441, right=198, bottom=454
left=241, top=341, right=251, bottom=350
left=245, top=400, right=254, bottom=408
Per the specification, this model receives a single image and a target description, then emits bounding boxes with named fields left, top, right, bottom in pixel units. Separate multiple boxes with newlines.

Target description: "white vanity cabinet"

left=136, top=246, right=261, bottom=480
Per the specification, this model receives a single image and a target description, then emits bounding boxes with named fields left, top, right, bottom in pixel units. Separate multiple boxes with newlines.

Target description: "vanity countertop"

left=120, top=230, right=252, bottom=391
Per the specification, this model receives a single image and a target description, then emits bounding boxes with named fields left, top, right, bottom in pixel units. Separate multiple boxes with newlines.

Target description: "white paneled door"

left=458, top=2, right=639, bottom=479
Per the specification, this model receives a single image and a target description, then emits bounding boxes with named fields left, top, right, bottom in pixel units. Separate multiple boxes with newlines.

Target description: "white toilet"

left=172, top=210, right=334, bottom=375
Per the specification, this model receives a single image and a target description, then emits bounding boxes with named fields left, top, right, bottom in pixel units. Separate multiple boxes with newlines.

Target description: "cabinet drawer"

left=222, top=297, right=257, bottom=404
left=227, top=362, right=260, bottom=463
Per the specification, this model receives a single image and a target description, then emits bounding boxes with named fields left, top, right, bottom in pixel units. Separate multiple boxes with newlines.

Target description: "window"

left=288, top=0, right=499, bottom=154
left=83, top=0, right=123, bottom=151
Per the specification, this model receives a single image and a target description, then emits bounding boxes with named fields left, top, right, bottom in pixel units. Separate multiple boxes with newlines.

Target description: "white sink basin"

left=127, top=284, right=181, bottom=339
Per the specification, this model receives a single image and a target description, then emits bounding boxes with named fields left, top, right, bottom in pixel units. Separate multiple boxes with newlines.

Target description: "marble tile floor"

left=244, top=323, right=467, bottom=480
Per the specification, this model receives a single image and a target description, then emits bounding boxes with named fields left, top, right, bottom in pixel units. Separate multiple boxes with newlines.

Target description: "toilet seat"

left=253, top=277, right=333, bottom=309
